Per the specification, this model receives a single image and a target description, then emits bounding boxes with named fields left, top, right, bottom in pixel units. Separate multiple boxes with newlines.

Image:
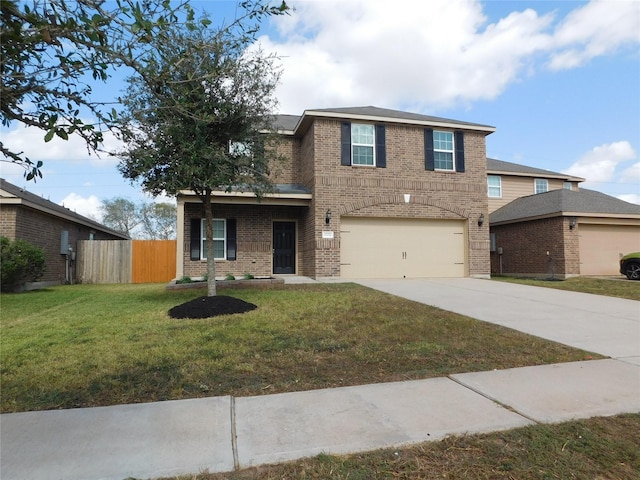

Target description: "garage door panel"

left=579, top=224, right=640, bottom=275
left=340, top=217, right=466, bottom=278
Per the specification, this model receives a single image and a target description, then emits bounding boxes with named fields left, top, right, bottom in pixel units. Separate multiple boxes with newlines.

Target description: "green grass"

left=169, top=414, right=640, bottom=480
left=492, top=276, right=640, bottom=301
left=1, top=283, right=598, bottom=413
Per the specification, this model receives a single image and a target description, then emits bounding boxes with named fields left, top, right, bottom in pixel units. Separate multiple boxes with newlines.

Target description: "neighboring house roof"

left=281, top=106, right=496, bottom=135
left=490, top=188, right=640, bottom=225
left=0, top=178, right=129, bottom=239
left=487, top=158, right=584, bottom=182
left=273, top=114, right=300, bottom=133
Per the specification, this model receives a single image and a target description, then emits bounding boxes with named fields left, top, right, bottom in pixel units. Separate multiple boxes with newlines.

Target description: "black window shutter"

left=190, top=218, right=201, bottom=260
left=455, top=131, right=465, bottom=172
left=424, top=128, right=435, bottom=171
left=375, top=124, right=386, bottom=168
left=341, top=122, right=351, bottom=166
left=226, top=218, right=237, bottom=261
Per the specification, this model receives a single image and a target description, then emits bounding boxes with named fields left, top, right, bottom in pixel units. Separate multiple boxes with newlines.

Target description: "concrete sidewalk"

left=2, top=278, right=639, bottom=480
left=2, top=359, right=638, bottom=480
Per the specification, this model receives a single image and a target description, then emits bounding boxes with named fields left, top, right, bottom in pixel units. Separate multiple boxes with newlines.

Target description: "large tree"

left=117, top=3, right=287, bottom=296
left=1, top=0, right=193, bottom=180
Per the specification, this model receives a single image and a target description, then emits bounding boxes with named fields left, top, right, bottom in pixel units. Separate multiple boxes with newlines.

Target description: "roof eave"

left=297, top=109, right=496, bottom=135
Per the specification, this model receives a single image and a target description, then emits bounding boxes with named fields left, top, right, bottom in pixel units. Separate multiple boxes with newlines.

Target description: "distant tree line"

left=100, top=197, right=176, bottom=240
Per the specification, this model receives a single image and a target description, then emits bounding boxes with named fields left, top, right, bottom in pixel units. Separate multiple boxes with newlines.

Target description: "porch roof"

left=178, top=183, right=312, bottom=207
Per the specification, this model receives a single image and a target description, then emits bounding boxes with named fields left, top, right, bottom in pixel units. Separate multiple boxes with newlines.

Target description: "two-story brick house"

left=176, top=106, right=496, bottom=280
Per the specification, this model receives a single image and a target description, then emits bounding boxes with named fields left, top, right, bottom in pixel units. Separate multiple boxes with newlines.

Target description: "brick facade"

left=490, top=217, right=580, bottom=278
left=179, top=108, right=494, bottom=279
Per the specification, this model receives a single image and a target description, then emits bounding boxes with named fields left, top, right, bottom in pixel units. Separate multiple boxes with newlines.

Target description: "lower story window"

left=201, top=219, right=226, bottom=260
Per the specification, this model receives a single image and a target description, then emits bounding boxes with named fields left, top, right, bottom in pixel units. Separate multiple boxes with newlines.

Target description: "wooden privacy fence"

left=77, top=240, right=176, bottom=284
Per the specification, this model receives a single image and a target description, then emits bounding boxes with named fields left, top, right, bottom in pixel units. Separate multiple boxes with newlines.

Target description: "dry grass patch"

left=1, top=283, right=599, bottom=413
left=165, top=414, right=640, bottom=480
left=492, top=276, right=640, bottom=301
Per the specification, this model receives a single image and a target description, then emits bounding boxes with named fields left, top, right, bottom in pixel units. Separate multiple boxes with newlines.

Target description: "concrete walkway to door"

left=355, top=278, right=640, bottom=364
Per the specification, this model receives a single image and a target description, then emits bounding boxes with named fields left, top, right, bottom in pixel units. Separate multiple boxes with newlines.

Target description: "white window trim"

left=434, top=130, right=455, bottom=171
left=351, top=123, right=376, bottom=167
left=201, top=218, right=226, bottom=260
left=487, top=175, right=502, bottom=198
left=534, top=178, right=549, bottom=194
left=563, top=181, right=573, bottom=190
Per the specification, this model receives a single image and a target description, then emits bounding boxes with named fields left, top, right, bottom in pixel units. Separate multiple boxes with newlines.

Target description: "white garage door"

left=340, top=217, right=466, bottom=278
left=579, top=224, right=640, bottom=275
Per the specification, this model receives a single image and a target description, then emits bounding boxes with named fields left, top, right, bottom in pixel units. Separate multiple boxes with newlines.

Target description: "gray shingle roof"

left=487, top=158, right=584, bottom=181
left=490, top=188, right=640, bottom=224
left=305, top=106, right=495, bottom=130
left=0, top=178, right=129, bottom=239
left=273, top=114, right=300, bottom=132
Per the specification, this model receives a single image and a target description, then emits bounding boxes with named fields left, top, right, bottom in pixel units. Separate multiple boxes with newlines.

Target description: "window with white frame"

left=201, top=219, right=226, bottom=260
left=535, top=178, right=549, bottom=194
left=351, top=124, right=375, bottom=166
left=433, top=130, right=454, bottom=170
left=563, top=181, right=573, bottom=190
left=487, top=175, right=502, bottom=198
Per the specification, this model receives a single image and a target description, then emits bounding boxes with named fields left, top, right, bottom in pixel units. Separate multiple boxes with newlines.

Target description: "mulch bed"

left=168, top=295, right=257, bottom=319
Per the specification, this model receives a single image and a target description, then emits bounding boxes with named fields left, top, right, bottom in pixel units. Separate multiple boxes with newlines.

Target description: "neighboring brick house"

left=1, top=178, right=128, bottom=286
left=177, top=106, right=496, bottom=279
left=489, top=188, right=640, bottom=278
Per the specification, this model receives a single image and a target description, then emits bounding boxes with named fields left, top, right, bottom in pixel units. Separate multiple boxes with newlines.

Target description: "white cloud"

left=619, top=161, right=640, bottom=184
left=60, top=193, right=103, bottom=221
left=1, top=123, right=122, bottom=165
left=548, top=0, right=640, bottom=70
left=261, top=0, right=639, bottom=113
left=563, top=141, right=637, bottom=183
left=617, top=193, right=640, bottom=205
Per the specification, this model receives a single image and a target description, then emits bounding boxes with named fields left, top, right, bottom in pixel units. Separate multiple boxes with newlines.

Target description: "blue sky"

left=1, top=0, right=639, bottom=220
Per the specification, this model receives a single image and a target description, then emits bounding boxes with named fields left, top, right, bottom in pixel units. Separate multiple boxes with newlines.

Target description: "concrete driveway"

left=355, top=278, right=640, bottom=364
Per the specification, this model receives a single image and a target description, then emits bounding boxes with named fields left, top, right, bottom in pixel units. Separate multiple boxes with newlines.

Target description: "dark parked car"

left=619, top=252, right=640, bottom=280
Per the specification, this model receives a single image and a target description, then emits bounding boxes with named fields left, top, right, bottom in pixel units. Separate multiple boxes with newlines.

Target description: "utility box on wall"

left=60, top=230, right=69, bottom=255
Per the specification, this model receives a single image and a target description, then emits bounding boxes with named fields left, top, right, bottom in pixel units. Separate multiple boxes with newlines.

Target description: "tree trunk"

left=202, top=190, right=217, bottom=297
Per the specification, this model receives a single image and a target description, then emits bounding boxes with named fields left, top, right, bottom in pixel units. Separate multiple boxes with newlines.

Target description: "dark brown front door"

left=273, top=221, right=296, bottom=274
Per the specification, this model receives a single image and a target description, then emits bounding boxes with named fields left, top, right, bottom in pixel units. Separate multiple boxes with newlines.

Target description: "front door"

left=273, top=221, right=296, bottom=274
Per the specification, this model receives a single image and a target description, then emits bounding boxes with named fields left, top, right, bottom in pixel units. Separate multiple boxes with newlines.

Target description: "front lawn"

left=492, top=276, right=640, bottom=301
left=1, top=283, right=599, bottom=413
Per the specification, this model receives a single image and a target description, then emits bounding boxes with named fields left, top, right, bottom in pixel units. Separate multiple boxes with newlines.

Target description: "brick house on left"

left=1, top=178, right=128, bottom=287
left=176, top=106, right=496, bottom=280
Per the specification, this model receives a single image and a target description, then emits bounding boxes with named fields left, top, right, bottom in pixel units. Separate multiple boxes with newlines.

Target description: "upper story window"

left=535, top=178, right=549, bottom=194
left=487, top=175, right=502, bottom=198
left=425, top=129, right=465, bottom=173
left=351, top=124, right=375, bottom=166
left=201, top=219, right=226, bottom=260
left=563, top=181, right=573, bottom=190
left=433, top=131, right=454, bottom=171
left=341, top=122, right=386, bottom=168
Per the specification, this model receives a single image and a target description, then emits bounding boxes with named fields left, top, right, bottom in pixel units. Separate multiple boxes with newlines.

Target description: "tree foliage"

left=116, top=3, right=287, bottom=295
left=0, top=236, right=46, bottom=291
left=100, top=197, right=139, bottom=237
left=0, top=0, right=195, bottom=180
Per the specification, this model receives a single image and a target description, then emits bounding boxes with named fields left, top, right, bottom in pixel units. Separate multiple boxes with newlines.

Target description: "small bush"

left=225, top=273, right=236, bottom=280
left=175, top=276, right=192, bottom=284
left=0, top=237, right=46, bottom=292
left=243, top=273, right=255, bottom=280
